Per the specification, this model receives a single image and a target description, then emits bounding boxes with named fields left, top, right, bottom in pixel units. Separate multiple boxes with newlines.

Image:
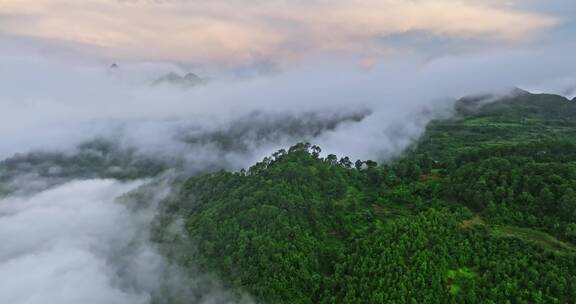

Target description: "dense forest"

left=155, top=91, right=576, bottom=303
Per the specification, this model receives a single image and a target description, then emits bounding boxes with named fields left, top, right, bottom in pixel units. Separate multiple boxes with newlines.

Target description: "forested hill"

left=417, top=89, right=576, bottom=158
left=155, top=91, right=576, bottom=303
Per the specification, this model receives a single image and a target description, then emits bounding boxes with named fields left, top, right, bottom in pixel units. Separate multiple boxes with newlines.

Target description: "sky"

left=0, top=0, right=573, bottom=66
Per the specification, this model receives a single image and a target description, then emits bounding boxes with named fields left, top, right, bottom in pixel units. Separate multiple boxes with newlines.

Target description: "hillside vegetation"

left=156, top=91, right=576, bottom=303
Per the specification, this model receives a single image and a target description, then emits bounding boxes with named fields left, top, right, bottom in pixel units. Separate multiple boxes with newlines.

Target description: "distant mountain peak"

left=153, top=71, right=207, bottom=88
left=509, top=87, right=531, bottom=97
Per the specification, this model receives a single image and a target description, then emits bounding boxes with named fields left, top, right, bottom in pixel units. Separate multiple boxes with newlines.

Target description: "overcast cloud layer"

left=0, top=0, right=562, bottom=64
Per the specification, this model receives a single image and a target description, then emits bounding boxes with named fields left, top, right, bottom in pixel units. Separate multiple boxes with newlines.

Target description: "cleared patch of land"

left=492, top=226, right=576, bottom=254
left=461, top=214, right=484, bottom=228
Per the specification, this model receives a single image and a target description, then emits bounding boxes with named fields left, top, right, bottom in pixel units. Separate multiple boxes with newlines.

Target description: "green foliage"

left=447, top=268, right=477, bottom=295
left=157, top=91, right=576, bottom=303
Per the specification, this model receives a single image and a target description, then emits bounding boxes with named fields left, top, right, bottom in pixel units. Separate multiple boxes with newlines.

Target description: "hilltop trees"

left=155, top=141, right=576, bottom=303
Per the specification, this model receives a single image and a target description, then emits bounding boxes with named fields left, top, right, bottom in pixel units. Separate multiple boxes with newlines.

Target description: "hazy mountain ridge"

left=0, top=110, right=369, bottom=195
left=415, top=89, right=576, bottom=158
left=153, top=72, right=208, bottom=88
left=181, top=110, right=370, bottom=153
left=456, top=89, right=576, bottom=119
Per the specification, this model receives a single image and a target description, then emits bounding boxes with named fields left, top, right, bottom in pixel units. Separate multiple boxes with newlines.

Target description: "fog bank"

left=0, top=179, right=153, bottom=303
left=0, top=177, right=246, bottom=304
left=1, top=43, right=575, bottom=166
